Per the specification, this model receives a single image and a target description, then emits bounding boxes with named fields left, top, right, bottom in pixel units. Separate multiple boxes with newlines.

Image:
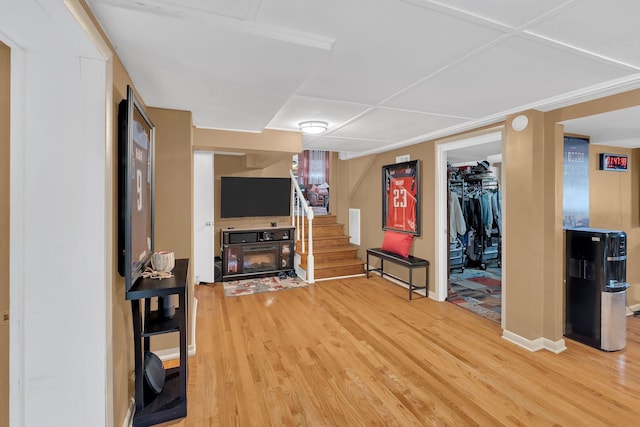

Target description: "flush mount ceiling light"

left=299, top=121, right=328, bottom=135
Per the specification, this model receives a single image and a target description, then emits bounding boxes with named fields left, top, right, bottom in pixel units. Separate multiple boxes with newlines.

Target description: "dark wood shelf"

left=133, top=367, right=186, bottom=427
left=126, top=258, right=188, bottom=300
left=143, top=308, right=182, bottom=337
left=128, top=258, right=189, bottom=427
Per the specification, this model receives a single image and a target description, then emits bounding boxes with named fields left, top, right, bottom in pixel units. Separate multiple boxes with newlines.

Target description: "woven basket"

left=151, top=251, right=175, bottom=272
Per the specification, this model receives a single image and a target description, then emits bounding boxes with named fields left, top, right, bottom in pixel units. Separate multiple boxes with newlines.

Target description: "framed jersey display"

left=382, top=160, right=420, bottom=236
left=118, top=85, right=155, bottom=291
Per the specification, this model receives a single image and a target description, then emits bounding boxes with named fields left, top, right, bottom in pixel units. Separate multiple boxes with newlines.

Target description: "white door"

left=194, top=151, right=215, bottom=283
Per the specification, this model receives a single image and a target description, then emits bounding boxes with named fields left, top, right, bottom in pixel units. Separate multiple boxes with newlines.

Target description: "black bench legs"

left=366, top=248, right=429, bottom=300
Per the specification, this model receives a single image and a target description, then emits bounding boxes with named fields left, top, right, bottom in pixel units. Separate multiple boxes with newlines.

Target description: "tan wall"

left=21, top=11, right=640, bottom=427
left=213, top=153, right=294, bottom=256
left=546, top=90, right=640, bottom=321
left=1, top=40, right=10, bottom=427
left=632, top=148, right=640, bottom=305
left=504, top=110, right=548, bottom=340
left=589, top=144, right=640, bottom=305
left=334, top=146, right=435, bottom=289
left=111, top=59, right=136, bottom=425
left=193, top=128, right=301, bottom=153
left=337, top=96, right=640, bottom=346
left=148, top=107, right=193, bottom=351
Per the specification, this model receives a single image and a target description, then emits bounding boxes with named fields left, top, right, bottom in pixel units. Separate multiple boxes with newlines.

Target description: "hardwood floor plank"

left=159, top=277, right=640, bottom=427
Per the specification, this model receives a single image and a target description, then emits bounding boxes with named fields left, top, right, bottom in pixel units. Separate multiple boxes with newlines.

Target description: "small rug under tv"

left=223, top=275, right=308, bottom=297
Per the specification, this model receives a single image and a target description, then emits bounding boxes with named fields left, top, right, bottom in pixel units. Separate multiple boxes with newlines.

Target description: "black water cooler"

left=565, top=228, right=628, bottom=351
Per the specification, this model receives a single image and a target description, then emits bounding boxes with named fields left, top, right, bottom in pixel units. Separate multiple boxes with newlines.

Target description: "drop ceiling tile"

left=90, top=0, right=253, bottom=20
left=91, top=2, right=329, bottom=131
left=159, top=0, right=253, bottom=19
left=385, top=35, right=634, bottom=118
left=528, top=0, right=640, bottom=68
left=417, top=0, right=574, bottom=28
left=330, top=108, right=467, bottom=142
left=267, top=96, right=371, bottom=132
left=303, top=136, right=387, bottom=153
left=258, top=0, right=505, bottom=105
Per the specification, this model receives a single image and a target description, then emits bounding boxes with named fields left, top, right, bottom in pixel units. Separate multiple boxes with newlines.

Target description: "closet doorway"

left=436, top=130, right=505, bottom=327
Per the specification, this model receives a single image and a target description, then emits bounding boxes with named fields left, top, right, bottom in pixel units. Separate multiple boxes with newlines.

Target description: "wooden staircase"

left=295, top=214, right=365, bottom=280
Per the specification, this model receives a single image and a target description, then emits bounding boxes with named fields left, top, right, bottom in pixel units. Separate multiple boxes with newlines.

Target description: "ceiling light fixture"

left=299, top=121, right=328, bottom=135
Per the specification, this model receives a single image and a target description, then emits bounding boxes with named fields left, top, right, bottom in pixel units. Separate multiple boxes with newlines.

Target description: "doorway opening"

left=436, top=130, right=505, bottom=326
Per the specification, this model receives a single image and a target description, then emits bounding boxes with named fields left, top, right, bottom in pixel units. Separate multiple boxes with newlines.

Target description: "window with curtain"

left=308, top=150, right=328, bottom=185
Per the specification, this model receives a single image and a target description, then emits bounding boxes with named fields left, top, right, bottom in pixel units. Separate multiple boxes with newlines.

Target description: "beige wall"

left=504, top=110, right=550, bottom=340
left=109, top=73, right=196, bottom=423
left=337, top=93, right=640, bottom=346
left=194, top=127, right=301, bottom=257
left=73, top=1, right=139, bottom=421
left=11, top=7, right=639, bottom=426
left=1, top=40, right=10, bottom=427
left=213, top=152, right=295, bottom=257
left=589, top=144, right=640, bottom=304
left=148, top=107, right=193, bottom=350
left=111, top=59, right=136, bottom=425
left=547, top=90, right=640, bottom=312
left=193, top=128, right=300, bottom=153
left=334, top=146, right=435, bottom=289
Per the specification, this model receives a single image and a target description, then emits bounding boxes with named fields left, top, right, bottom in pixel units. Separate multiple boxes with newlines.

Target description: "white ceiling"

left=85, top=0, right=640, bottom=159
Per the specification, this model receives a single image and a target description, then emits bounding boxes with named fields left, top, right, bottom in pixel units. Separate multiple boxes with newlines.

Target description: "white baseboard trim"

left=315, top=273, right=365, bottom=282
left=502, top=329, right=566, bottom=354
left=628, top=303, right=640, bottom=316
left=122, top=397, right=134, bottom=427
left=365, top=266, right=434, bottom=299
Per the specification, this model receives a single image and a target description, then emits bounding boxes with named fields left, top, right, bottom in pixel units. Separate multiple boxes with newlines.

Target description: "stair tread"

left=301, top=222, right=341, bottom=226
left=313, top=258, right=366, bottom=269
left=296, top=245, right=357, bottom=255
left=297, top=234, right=350, bottom=240
left=297, top=214, right=336, bottom=219
left=296, top=235, right=350, bottom=242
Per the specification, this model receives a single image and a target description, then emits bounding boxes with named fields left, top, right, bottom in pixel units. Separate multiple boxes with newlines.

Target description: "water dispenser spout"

left=606, top=280, right=629, bottom=291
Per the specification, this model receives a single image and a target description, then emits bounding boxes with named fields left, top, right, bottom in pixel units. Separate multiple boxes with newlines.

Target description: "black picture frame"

left=118, top=85, right=155, bottom=291
left=382, top=160, right=420, bottom=236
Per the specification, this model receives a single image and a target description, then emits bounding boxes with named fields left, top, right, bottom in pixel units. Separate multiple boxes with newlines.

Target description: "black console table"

left=126, top=258, right=189, bottom=427
left=221, top=226, right=294, bottom=281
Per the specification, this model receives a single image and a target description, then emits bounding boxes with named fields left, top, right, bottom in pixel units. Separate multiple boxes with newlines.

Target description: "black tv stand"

left=126, top=259, right=189, bottom=427
left=221, top=226, right=294, bottom=281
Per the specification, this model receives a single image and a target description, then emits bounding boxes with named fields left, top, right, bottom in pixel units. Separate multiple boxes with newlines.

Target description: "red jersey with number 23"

left=387, top=172, right=417, bottom=232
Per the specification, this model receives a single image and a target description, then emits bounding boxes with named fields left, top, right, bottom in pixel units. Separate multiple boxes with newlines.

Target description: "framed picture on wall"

left=382, top=160, right=420, bottom=236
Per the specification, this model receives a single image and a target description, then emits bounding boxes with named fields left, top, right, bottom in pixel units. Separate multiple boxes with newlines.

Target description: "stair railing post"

left=307, top=215, right=314, bottom=284
left=290, top=170, right=314, bottom=282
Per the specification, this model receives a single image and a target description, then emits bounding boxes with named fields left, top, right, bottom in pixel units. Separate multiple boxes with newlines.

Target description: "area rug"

left=448, top=268, right=502, bottom=324
left=223, top=275, right=308, bottom=297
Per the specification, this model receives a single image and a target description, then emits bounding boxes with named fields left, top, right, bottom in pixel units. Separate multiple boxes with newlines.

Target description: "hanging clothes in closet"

left=448, top=162, right=502, bottom=271
left=449, top=186, right=466, bottom=242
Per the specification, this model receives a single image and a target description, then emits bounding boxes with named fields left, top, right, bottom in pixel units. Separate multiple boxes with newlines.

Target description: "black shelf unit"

left=221, top=226, right=294, bottom=281
left=126, top=258, right=189, bottom=427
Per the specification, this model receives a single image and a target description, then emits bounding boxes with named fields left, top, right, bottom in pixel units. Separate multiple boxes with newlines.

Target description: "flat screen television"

left=220, top=177, right=291, bottom=218
left=118, top=85, right=155, bottom=291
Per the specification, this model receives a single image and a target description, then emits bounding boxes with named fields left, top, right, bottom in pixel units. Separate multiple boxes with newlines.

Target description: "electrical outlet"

left=1, top=310, right=8, bottom=325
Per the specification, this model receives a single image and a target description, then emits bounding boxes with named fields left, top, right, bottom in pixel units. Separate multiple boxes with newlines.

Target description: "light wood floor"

left=161, top=276, right=640, bottom=426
